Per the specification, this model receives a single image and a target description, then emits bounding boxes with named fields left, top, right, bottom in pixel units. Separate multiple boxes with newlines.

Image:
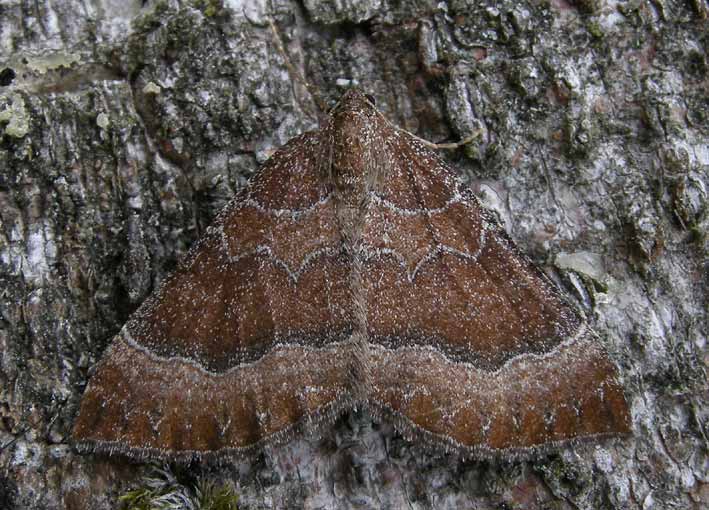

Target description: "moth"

left=73, top=89, right=631, bottom=463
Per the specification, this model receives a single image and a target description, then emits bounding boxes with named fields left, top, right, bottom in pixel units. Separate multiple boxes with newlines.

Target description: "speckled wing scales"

left=74, top=89, right=630, bottom=463
left=73, top=132, right=355, bottom=462
left=362, top=128, right=631, bottom=456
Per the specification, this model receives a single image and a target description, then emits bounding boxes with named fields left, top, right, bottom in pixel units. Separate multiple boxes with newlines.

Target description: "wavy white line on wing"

left=224, top=245, right=343, bottom=282
left=368, top=190, right=463, bottom=216
left=215, top=193, right=333, bottom=222
left=119, top=322, right=590, bottom=378
left=118, top=328, right=360, bottom=377
left=360, top=222, right=489, bottom=282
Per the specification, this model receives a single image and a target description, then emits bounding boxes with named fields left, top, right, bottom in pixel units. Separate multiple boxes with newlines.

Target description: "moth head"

left=327, top=88, right=384, bottom=199
left=331, top=88, right=378, bottom=117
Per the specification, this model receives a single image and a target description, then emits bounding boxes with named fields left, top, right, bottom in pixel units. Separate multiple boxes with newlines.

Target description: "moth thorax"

left=330, top=109, right=378, bottom=206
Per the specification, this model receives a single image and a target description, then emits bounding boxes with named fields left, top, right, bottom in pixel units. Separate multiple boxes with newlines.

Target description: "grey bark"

left=0, top=0, right=707, bottom=508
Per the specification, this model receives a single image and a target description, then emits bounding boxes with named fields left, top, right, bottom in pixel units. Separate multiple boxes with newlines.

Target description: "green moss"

left=153, top=0, right=170, bottom=16
left=193, top=0, right=225, bottom=18
left=561, top=108, right=599, bottom=159
left=586, top=21, right=604, bottom=39
left=119, top=466, right=238, bottom=510
left=196, top=480, right=239, bottom=510
left=572, top=0, right=600, bottom=14
left=132, top=8, right=164, bottom=34
left=462, top=142, right=481, bottom=161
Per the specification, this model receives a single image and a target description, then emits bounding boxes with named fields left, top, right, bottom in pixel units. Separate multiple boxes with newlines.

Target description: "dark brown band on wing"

left=366, top=327, right=583, bottom=372
left=363, top=233, right=582, bottom=369
left=126, top=235, right=354, bottom=372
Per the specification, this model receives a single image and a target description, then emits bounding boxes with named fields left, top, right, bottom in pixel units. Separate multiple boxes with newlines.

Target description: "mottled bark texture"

left=0, top=0, right=706, bottom=509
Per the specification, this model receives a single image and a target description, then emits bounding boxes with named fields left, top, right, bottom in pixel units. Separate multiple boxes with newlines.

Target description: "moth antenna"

left=407, top=127, right=484, bottom=151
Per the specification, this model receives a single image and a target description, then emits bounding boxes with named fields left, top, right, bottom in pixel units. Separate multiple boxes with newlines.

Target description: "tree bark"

left=0, top=0, right=707, bottom=508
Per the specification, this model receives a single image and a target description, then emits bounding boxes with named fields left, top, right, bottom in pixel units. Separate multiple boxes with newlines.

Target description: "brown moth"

left=73, top=89, right=631, bottom=463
